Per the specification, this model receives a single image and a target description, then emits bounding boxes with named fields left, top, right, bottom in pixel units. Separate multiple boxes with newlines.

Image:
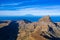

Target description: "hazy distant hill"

left=23, top=14, right=35, bottom=17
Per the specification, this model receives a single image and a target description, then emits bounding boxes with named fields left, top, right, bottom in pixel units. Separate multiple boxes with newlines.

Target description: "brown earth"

left=0, top=16, right=60, bottom=40
left=17, top=16, right=60, bottom=40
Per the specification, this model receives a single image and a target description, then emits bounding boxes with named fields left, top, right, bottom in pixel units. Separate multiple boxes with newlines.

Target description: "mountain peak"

left=39, top=15, right=51, bottom=22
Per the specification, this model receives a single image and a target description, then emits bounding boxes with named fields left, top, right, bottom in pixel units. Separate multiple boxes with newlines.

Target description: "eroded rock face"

left=34, top=16, right=60, bottom=39
left=56, top=22, right=60, bottom=27
left=0, top=16, right=60, bottom=40
left=16, top=16, right=45, bottom=40
left=17, top=16, right=60, bottom=40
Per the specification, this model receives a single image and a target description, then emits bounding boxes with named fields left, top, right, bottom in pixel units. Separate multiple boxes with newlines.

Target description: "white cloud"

left=0, top=1, right=32, bottom=6
left=0, top=3, right=20, bottom=6
left=43, top=5, right=60, bottom=9
left=0, top=7, right=60, bottom=16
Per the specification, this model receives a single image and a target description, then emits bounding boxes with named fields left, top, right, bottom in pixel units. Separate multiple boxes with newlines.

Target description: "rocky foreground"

left=0, top=16, right=60, bottom=40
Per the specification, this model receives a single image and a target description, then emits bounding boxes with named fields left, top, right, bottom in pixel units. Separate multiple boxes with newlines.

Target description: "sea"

left=0, top=16, right=60, bottom=22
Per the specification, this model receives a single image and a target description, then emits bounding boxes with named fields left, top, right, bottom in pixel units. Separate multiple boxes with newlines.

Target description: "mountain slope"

left=17, top=16, right=60, bottom=40
left=0, top=16, right=60, bottom=40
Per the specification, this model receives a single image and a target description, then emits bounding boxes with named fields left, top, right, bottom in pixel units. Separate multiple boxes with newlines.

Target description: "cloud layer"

left=0, top=0, right=60, bottom=16
left=0, top=5, right=60, bottom=16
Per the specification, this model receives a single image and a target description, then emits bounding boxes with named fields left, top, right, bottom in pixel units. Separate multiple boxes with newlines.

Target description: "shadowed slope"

left=0, top=21, right=19, bottom=40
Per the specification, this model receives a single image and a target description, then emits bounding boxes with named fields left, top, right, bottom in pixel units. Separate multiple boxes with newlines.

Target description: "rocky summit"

left=0, top=16, right=60, bottom=40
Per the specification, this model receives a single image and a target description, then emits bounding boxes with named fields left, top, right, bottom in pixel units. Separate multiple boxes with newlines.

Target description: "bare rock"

left=17, top=16, right=60, bottom=40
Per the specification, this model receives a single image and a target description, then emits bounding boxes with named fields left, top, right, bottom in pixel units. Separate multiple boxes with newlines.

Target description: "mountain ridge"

left=0, top=16, right=60, bottom=40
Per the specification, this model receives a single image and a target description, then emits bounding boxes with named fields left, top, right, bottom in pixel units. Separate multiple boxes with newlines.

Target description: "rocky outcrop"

left=17, top=20, right=32, bottom=40
left=17, top=16, right=60, bottom=40
left=1, top=16, right=60, bottom=40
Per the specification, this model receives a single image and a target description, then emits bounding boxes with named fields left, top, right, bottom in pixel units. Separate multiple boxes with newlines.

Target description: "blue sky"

left=0, top=0, right=60, bottom=16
